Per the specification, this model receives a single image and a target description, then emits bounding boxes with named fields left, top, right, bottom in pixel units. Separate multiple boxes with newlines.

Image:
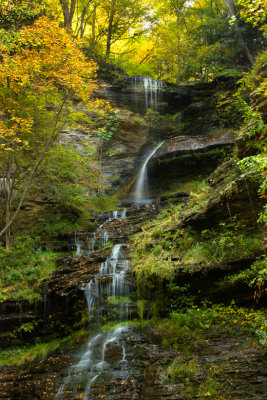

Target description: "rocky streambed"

left=1, top=324, right=266, bottom=400
left=1, top=76, right=266, bottom=399
left=1, top=200, right=266, bottom=400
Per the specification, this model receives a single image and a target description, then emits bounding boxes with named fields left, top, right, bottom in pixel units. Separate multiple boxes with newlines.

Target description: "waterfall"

left=134, top=142, right=164, bottom=205
left=73, top=210, right=126, bottom=257
left=113, top=208, right=127, bottom=220
left=55, top=220, right=131, bottom=399
left=74, top=231, right=81, bottom=255
left=132, top=76, right=163, bottom=111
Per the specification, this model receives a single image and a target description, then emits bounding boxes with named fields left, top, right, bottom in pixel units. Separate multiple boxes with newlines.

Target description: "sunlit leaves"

left=0, top=14, right=103, bottom=237
left=0, top=16, right=98, bottom=155
left=237, top=0, right=267, bottom=33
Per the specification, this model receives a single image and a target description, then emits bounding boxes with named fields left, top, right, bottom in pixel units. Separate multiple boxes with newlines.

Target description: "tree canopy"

left=0, top=13, right=102, bottom=246
left=0, top=0, right=266, bottom=247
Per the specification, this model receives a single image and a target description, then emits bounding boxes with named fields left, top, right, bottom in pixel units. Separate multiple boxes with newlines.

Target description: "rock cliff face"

left=59, top=78, right=197, bottom=191
left=155, top=132, right=235, bottom=158
left=93, top=78, right=237, bottom=191
left=1, top=76, right=265, bottom=400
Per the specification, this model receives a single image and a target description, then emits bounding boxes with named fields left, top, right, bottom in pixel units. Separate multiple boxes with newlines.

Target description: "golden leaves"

left=0, top=16, right=101, bottom=157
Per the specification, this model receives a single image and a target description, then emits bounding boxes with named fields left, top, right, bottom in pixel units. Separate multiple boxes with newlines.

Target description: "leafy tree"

left=223, top=0, right=254, bottom=64
left=34, top=144, right=101, bottom=208
left=0, top=16, right=99, bottom=247
left=0, top=0, right=58, bottom=28
left=237, top=0, right=267, bottom=33
left=59, top=0, right=76, bottom=29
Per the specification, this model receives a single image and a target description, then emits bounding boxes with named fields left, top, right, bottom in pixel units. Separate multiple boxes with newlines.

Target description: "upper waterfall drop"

left=132, top=76, right=163, bottom=111
left=134, top=142, right=164, bottom=205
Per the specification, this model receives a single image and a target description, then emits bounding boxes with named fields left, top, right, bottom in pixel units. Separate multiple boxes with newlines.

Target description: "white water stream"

left=55, top=214, right=131, bottom=399
left=74, top=209, right=127, bottom=256
left=55, top=76, right=164, bottom=398
left=133, top=76, right=163, bottom=111
left=134, top=142, right=164, bottom=205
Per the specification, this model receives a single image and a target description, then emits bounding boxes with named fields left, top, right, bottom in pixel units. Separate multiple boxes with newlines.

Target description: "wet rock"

left=104, top=343, right=123, bottom=366
left=154, top=133, right=235, bottom=160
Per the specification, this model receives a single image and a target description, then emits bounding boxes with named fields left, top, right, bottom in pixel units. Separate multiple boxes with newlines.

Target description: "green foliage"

left=238, top=154, right=267, bottom=200
left=235, top=98, right=266, bottom=222
left=137, top=299, right=147, bottom=320
left=167, top=303, right=267, bottom=345
left=215, top=92, right=244, bottom=128
left=98, top=112, right=120, bottom=141
left=235, top=97, right=266, bottom=139
left=133, top=210, right=260, bottom=298
left=35, top=144, right=100, bottom=207
left=157, top=302, right=267, bottom=399
left=88, top=192, right=120, bottom=212
left=182, top=225, right=260, bottom=266
left=0, top=0, right=50, bottom=28
left=237, top=0, right=267, bottom=32
left=107, top=296, right=131, bottom=305
left=223, top=256, right=267, bottom=287
left=0, top=336, right=70, bottom=367
left=159, top=354, right=224, bottom=400
left=0, top=236, right=56, bottom=302
left=144, top=109, right=161, bottom=129
left=162, top=356, right=198, bottom=383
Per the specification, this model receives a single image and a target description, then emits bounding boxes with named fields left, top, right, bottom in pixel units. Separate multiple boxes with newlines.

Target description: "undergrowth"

left=0, top=338, right=66, bottom=367
left=156, top=303, right=267, bottom=347
left=0, top=236, right=57, bottom=302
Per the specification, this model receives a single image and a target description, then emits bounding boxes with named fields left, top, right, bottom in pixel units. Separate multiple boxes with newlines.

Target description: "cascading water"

left=134, top=142, right=164, bottom=205
left=133, top=76, right=163, bottom=112
left=112, top=208, right=127, bottom=220
left=72, top=209, right=126, bottom=256
left=55, top=218, right=131, bottom=400
left=55, top=78, right=165, bottom=398
left=74, top=231, right=81, bottom=255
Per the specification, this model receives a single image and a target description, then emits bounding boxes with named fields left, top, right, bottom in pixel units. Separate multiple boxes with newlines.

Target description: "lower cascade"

left=55, top=215, right=131, bottom=399
left=56, top=143, right=163, bottom=398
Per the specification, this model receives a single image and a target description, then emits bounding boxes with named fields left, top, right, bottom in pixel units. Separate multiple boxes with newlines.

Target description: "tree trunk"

left=2, top=164, right=13, bottom=249
left=91, top=5, right=97, bottom=44
left=77, top=0, right=92, bottom=39
left=223, top=0, right=254, bottom=65
left=177, top=34, right=181, bottom=83
left=60, top=0, right=76, bottom=30
left=5, top=205, right=10, bottom=249
left=0, top=105, right=68, bottom=240
left=175, top=13, right=181, bottom=82
left=106, top=1, right=116, bottom=57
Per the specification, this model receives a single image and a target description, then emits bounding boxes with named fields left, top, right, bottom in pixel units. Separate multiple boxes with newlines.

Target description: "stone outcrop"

left=154, top=132, right=235, bottom=160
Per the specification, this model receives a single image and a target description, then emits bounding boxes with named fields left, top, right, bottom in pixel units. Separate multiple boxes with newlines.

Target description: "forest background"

left=0, top=0, right=266, bottom=302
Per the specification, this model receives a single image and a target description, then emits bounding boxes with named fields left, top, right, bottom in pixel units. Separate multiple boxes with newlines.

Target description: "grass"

left=131, top=183, right=262, bottom=296
left=107, top=296, right=132, bottom=305
left=154, top=302, right=267, bottom=399
left=0, top=236, right=57, bottom=303
left=0, top=339, right=65, bottom=367
left=154, top=303, right=267, bottom=348
left=219, top=255, right=267, bottom=295
left=0, top=327, right=92, bottom=367
left=87, top=192, right=120, bottom=212
left=158, top=354, right=227, bottom=400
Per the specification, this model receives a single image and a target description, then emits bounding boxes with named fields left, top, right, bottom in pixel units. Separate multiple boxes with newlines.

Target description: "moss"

left=101, top=319, right=149, bottom=332
left=131, top=154, right=263, bottom=304
left=155, top=304, right=267, bottom=347
left=0, top=338, right=67, bottom=367
left=107, top=296, right=132, bottom=305
left=0, top=237, right=57, bottom=303
left=87, top=192, right=120, bottom=212
left=0, top=325, right=93, bottom=367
